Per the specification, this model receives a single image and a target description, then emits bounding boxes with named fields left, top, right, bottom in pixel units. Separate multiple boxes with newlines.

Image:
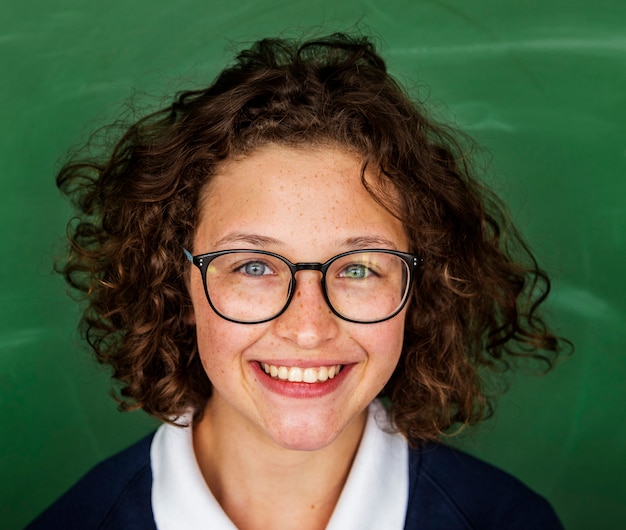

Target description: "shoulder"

left=404, top=443, right=563, bottom=530
left=26, top=433, right=157, bottom=530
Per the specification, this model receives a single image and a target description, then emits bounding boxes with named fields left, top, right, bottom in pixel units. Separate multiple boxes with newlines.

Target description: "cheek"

left=361, top=317, right=406, bottom=376
left=189, top=275, right=227, bottom=354
left=194, top=311, right=238, bottom=364
left=190, top=282, right=232, bottom=374
left=192, top=297, right=268, bottom=380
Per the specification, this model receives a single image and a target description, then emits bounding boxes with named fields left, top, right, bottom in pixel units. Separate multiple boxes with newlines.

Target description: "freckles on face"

left=188, top=144, right=410, bottom=451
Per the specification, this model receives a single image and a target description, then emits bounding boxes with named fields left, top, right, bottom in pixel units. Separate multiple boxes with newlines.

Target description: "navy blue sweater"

left=27, top=434, right=563, bottom=529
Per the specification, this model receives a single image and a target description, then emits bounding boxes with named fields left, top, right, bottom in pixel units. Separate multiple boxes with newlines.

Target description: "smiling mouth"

left=261, top=363, right=343, bottom=383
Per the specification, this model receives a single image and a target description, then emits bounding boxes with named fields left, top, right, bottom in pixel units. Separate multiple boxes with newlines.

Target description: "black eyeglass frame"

left=184, top=248, right=423, bottom=325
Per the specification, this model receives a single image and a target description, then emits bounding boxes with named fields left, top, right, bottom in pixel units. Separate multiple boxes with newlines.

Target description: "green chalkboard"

left=1, top=1, right=624, bottom=528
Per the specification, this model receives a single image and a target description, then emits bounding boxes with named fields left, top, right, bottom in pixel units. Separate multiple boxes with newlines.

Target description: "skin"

left=189, top=144, right=409, bottom=529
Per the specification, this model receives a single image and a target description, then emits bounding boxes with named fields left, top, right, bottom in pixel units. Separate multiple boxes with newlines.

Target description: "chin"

left=262, top=410, right=364, bottom=453
left=269, top=429, right=342, bottom=452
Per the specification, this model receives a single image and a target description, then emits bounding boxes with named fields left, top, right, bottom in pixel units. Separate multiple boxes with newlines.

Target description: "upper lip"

left=254, top=359, right=352, bottom=368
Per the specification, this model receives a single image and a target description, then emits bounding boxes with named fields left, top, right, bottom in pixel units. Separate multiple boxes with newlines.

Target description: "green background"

left=2, top=1, right=625, bottom=528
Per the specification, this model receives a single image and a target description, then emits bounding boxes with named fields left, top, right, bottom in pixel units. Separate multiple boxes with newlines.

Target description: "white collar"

left=151, top=400, right=408, bottom=529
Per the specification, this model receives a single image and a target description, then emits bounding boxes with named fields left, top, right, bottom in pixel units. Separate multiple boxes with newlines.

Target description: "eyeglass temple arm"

left=183, top=248, right=194, bottom=263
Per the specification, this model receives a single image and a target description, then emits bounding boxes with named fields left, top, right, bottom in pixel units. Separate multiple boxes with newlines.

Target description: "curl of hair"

left=56, top=33, right=570, bottom=441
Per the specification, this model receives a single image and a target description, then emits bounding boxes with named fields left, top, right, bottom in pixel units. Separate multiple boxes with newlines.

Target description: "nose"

left=273, top=270, right=339, bottom=349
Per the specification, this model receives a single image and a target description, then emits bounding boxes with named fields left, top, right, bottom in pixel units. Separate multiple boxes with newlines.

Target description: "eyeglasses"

left=184, top=248, right=423, bottom=324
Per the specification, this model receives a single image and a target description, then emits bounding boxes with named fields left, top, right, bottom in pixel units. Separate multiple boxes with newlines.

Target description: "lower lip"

left=252, top=362, right=352, bottom=399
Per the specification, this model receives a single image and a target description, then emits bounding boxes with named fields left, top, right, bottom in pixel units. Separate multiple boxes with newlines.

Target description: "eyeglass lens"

left=202, top=251, right=410, bottom=323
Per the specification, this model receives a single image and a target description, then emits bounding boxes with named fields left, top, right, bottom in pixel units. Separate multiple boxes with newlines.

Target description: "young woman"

left=29, top=33, right=568, bottom=529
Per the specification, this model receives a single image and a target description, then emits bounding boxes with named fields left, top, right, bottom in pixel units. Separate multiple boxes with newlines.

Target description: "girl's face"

left=190, top=144, right=409, bottom=452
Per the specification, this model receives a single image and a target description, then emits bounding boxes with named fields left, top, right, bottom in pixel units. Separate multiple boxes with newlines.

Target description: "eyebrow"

left=340, top=236, right=400, bottom=251
left=212, top=232, right=283, bottom=248
left=212, top=233, right=400, bottom=251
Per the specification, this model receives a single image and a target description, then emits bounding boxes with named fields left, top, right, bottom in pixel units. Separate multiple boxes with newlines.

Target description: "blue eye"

left=238, top=261, right=273, bottom=276
left=340, top=264, right=370, bottom=279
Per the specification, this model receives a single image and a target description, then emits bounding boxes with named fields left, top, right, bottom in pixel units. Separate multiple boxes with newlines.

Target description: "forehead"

left=195, top=144, right=408, bottom=255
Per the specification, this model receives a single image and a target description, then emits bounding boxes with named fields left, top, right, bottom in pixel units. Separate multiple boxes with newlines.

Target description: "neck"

left=193, top=397, right=367, bottom=530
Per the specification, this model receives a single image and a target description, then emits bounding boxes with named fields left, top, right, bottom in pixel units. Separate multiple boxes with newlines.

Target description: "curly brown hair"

left=57, top=33, right=569, bottom=443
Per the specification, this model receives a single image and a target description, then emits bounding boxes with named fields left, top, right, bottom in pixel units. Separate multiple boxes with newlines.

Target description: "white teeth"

left=262, top=363, right=343, bottom=383
left=303, top=368, right=317, bottom=383
left=288, top=367, right=303, bottom=382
